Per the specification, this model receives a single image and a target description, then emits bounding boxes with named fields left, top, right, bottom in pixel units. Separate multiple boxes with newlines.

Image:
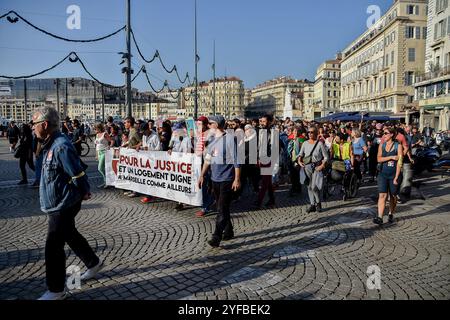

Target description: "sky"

left=0, top=0, right=393, bottom=91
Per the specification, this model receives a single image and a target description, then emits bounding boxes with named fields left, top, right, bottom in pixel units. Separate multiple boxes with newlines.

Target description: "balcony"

left=415, top=65, right=450, bottom=83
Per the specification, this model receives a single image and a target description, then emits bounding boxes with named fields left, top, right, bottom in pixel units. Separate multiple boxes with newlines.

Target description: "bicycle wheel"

left=80, top=142, right=90, bottom=157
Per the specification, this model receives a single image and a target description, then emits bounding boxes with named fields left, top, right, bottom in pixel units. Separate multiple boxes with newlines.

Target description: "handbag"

left=332, top=160, right=346, bottom=172
left=14, top=144, right=24, bottom=159
left=303, top=140, right=320, bottom=165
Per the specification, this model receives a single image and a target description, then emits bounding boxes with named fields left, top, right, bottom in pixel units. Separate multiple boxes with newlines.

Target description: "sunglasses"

left=31, top=120, right=46, bottom=126
left=383, top=132, right=391, bottom=135
left=308, top=131, right=315, bottom=134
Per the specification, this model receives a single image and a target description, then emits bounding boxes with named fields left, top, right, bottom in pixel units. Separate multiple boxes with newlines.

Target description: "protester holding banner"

left=168, top=121, right=194, bottom=211
left=139, top=123, right=163, bottom=204
left=199, top=115, right=241, bottom=248
left=122, top=117, right=141, bottom=198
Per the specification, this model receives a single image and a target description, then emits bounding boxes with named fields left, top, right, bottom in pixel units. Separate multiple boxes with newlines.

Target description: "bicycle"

left=80, top=140, right=90, bottom=157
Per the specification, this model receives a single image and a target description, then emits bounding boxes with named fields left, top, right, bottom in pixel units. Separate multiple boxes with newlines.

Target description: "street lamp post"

left=125, top=0, right=132, bottom=118
left=194, top=0, right=199, bottom=119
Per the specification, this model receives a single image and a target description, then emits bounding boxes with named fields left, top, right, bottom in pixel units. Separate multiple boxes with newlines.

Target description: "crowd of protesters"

left=4, top=112, right=447, bottom=239
left=1, top=107, right=447, bottom=300
left=82, top=114, right=443, bottom=231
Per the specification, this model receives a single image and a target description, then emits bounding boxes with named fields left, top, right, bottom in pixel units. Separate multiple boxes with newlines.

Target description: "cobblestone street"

left=0, top=139, right=449, bottom=300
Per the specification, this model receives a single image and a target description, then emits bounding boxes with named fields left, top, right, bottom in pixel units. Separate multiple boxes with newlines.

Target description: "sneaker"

left=207, top=237, right=221, bottom=248
left=175, top=203, right=184, bottom=211
left=17, top=180, right=28, bottom=185
left=195, top=210, right=206, bottom=218
left=388, top=215, right=395, bottom=223
left=306, top=205, right=316, bottom=213
left=316, top=203, right=322, bottom=213
left=373, top=217, right=383, bottom=226
left=123, top=191, right=132, bottom=196
left=37, top=290, right=67, bottom=300
left=127, top=192, right=138, bottom=198
left=141, top=197, right=154, bottom=204
left=80, top=260, right=103, bottom=281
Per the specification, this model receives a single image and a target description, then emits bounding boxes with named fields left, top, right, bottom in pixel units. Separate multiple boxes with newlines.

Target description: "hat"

left=197, top=116, right=208, bottom=122
left=173, top=122, right=185, bottom=130
left=209, top=115, right=226, bottom=128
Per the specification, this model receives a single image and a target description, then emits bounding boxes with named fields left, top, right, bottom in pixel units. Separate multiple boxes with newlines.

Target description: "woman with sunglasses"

left=298, top=126, right=329, bottom=213
left=374, top=127, right=403, bottom=225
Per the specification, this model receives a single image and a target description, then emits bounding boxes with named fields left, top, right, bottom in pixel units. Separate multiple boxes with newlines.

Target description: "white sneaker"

left=37, top=290, right=67, bottom=300
left=80, top=260, right=103, bottom=281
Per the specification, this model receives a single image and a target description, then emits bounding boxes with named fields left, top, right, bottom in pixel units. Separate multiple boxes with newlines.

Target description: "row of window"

left=416, top=80, right=450, bottom=99
left=405, top=26, right=427, bottom=39
left=342, top=31, right=397, bottom=73
left=434, top=16, right=450, bottom=40
left=343, top=72, right=397, bottom=99
left=342, top=52, right=396, bottom=85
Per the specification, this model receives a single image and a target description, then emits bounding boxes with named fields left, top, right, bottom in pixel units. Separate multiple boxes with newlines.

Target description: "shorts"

left=377, top=174, right=398, bottom=195
left=9, top=137, right=18, bottom=145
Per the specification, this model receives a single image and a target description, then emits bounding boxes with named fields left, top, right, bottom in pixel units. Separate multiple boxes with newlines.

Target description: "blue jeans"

left=35, top=153, right=44, bottom=183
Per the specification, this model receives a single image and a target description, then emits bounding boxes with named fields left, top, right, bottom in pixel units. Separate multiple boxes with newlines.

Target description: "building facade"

left=183, top=77, right=245, bottom=118
left=341, top=0, right=427, bottom=115
left=245, top=77, right=313, bottom=119
left=302, top=83, right=316, bottom=121
left=314, top=54, right=342, bottom=118
left=414, top=0, right=450, bottom=131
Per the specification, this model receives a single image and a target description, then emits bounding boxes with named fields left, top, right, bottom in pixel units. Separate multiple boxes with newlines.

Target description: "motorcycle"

left=433, top=153, right=450, bottom=169
left=412, top=145, right=442, bottom=175
left=435, top=132, right=450, bottom=152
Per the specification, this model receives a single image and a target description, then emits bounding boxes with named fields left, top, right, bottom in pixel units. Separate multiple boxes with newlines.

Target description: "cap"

left=197, top=116, right=208, bottom=122
left=209, top=115, right=226, bottom=128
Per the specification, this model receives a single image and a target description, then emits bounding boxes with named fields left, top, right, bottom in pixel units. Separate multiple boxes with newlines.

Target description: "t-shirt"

left=206, top=133, right=241, bottom=183
left=299, top=140, right=329, bottom=164
left=352, top=137, right=367, bottom=156
left=127, top=128, right=141, bottom=148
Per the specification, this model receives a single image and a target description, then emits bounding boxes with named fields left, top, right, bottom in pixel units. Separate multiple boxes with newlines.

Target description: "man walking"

left=32, top=107, right=102, bottom=300
left=198, top=115, right=241, bottom=248
left=7, top=121, right=20, bottom=153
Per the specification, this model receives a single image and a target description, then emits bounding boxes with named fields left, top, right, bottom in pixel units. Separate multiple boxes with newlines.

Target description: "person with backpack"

left=7, top=121, right=20, bottom=153
left=17, top=123, right=35, bottom=185
left=373, top=127, right=403, bottom=226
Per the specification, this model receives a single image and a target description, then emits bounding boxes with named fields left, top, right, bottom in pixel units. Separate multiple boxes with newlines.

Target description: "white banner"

left=105, top=148, right=203, bottom=206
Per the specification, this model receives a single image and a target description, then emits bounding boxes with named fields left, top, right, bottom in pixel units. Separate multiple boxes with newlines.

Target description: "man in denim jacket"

left=32, top=107, right=102, bottom=300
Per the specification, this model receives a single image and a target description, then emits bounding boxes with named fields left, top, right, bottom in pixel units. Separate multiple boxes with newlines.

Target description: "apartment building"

left=414, top=0, right=450, bottom=130
left=341, top=0, right=427, bottom=114
left=314, top=53, right=342, bottom=118
left=246, top=77, right=313, bottom=118
left=183, top=77, right=245, bottom=118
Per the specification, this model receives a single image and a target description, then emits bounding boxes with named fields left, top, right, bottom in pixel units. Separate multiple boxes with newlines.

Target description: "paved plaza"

left=0, top=138, right=449, bottom=300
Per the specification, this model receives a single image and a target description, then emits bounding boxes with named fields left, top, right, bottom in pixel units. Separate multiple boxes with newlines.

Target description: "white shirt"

left=142, top=131, right=162, bottom=151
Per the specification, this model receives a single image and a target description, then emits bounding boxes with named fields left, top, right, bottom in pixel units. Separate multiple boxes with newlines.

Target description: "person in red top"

left=195, top=116, right=216, bottom=217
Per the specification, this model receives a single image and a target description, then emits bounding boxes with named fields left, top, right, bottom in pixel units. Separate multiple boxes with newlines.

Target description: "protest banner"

left=105, top=148, right=203, bottom=206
